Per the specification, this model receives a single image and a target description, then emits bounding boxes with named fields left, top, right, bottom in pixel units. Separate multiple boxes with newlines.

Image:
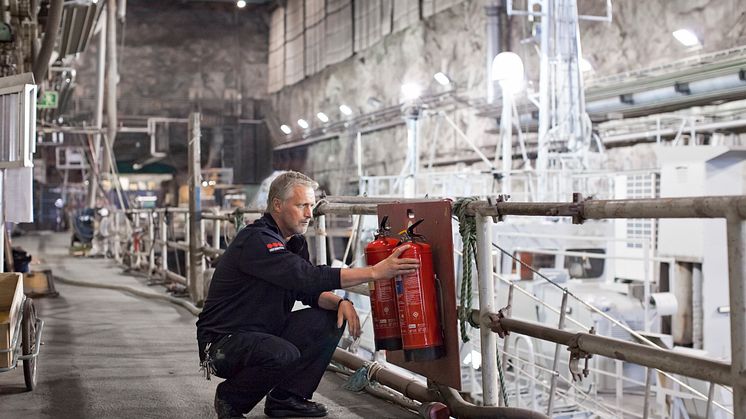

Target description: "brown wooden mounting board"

left=377, top=200, right=461, bottom=390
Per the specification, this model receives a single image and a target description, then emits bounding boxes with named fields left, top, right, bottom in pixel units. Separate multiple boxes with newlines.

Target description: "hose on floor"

left=53, top=275, right=201, bottom=316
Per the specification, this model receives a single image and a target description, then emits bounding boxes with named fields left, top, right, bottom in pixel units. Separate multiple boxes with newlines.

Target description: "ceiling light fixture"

left=579, top=57, right=594, bottom=73
left=236, top=0, right=247, bottom=8
left=339, top=104, right=353, bottom=116
left=316, top=112, right=329, bottom=123
left=297, top=119, right=309, bottom=129
left=280, top=124, right=292, bottom=135
left=672, top=29, right=700, bottom=47
left=433, top=72, right=450, bottom=86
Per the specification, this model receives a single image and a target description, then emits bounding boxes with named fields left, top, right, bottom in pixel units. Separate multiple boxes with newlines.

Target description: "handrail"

left=107, top=194, right=746, bottom=417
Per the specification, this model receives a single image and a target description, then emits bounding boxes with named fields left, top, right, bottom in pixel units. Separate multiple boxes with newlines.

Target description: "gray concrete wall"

left=269, top=0, right=746, bottom=194
left=73, top=1, right=269, bottom=120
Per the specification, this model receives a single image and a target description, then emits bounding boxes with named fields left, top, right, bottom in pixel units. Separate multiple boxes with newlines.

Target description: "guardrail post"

left=726, top=216, right=746, bottom=418
left=315, top=214, right=327, bottom=265
left=546, top=290, right=569, bottom=415
left=133, top=211, right=141, bottom=269
left=148, top=210, right=155, bottom=276
left=160, top=211, right=168, bottom=279
left=475, top=215, right=498, bottom=406
left=188, top=112, right=204, bottom=305
left=212, top=208, right=221, bottom=249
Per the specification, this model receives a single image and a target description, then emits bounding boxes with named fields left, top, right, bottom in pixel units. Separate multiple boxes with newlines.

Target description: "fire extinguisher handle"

left=380, top=215, right=389, bottom=231
left=434, top=274, right=447, bottom=338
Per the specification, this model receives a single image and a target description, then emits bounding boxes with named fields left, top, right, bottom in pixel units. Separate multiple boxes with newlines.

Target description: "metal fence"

left=106, top=195, right=746, bottom=418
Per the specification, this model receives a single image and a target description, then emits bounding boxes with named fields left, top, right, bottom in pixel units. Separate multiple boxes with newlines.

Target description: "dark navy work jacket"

left=196, top=214, right=341, bottom=342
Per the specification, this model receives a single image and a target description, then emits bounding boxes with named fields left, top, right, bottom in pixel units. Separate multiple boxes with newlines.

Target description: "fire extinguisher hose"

left=454, top=197, right=511, bottom=407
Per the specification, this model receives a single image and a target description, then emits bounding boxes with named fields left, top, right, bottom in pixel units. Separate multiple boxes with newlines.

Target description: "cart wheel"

left=21, top=298, right=38, bottom=391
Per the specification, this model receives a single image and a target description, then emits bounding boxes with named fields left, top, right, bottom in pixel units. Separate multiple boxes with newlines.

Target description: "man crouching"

left=196, top=171, right=418, bottom=418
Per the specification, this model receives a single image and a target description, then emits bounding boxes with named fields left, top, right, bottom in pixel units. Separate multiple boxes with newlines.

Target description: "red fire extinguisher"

left=365, top=216, right=403, bottom=351
left=395, top=219, right=445, bottom=362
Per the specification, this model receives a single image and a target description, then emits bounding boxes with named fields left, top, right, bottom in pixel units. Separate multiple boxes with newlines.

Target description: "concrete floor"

left=0, top=232, right=415, bottom=419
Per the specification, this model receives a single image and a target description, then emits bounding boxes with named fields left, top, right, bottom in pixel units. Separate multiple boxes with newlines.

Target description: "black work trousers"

left=201, top=308, right=343, bottom=414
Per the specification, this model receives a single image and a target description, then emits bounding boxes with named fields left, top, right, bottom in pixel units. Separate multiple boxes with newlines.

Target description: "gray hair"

left=267, top=171, right=318, bottom=209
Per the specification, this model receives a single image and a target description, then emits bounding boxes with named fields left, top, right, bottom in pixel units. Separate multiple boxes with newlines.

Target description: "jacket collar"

left=259, top=213, right=306, bottom=252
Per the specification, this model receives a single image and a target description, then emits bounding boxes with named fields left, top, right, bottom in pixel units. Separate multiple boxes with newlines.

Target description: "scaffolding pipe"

left=316, top=196, right=746, bottom=219
left=102, top=0, right=118, bottom=173
left=315, top=215, right=327, bottom=265
left=463, top=195, right=746, bottom=219
left=496, top=317, right=741, bottom=387
left=726, top=215, right=746, bottom=418
left=546, top=291, right=568, bottom=415
left=475, top=215, right=499, bottom=406
left=87, top=15, right=106, bottom=208
left=187, top=113, right=204, bottom=305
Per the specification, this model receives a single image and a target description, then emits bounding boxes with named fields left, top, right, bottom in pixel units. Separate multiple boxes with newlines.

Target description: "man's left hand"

left=337, top=300, right=360, bottom=338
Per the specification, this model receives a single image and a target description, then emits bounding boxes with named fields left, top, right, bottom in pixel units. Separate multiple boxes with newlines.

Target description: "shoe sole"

left=264, top=409, right=327, bottom=418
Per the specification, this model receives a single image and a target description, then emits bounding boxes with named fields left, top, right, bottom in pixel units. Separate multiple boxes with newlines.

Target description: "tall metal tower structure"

left=508, top=0, right=612, bottom=200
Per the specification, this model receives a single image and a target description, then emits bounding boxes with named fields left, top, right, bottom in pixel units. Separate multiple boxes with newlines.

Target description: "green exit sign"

left=37, top=91, right=59, bottom=109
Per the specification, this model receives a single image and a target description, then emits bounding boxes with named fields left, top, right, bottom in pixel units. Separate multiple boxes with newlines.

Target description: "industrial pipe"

left=332, top=349, right=549, bottom=419
left=332, top=349, right=437, bottom=403
left=496, top=317, right=742, bottom=388
left=432, top=383, right=551, bottom=419
left=314, top=195, right=746, bottom=220
left=32, top=0, right=63, bottom=83
left=102, top=0, right=118, bottom=173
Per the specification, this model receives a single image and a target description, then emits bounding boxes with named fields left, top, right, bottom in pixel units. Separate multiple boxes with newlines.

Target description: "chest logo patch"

left=266, top=242, right=285, bottom=252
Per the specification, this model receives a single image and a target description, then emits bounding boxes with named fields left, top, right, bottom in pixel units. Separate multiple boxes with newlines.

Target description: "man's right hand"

left=371, top=245, right=420, bottom=281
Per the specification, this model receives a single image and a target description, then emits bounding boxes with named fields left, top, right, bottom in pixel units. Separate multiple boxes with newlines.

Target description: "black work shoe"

left=214, top=392, right=245, bottom=419
left=264, top=393, right=328, bottom=418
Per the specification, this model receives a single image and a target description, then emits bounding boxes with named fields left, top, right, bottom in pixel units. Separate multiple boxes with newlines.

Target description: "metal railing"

left=105, top=195, right=746, bottom=418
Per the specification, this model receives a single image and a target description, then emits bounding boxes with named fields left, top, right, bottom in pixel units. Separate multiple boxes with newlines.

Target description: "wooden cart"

left=0, top=273, right=43, bottom=390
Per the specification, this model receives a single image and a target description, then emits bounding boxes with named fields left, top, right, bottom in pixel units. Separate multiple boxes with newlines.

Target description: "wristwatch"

left=337, top=297, right=353, bottom=309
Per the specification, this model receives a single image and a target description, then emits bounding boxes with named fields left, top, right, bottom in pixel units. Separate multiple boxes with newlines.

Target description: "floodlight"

left=433, top=72, right=450, bottom=86
left=280, top=124, right=292, bottom=135
left=236, top=0, right=247, bottom=8
left=673, top=29, right=700, bottom=47
left=491, top=52, right=524, bottom=93
left=297, top=119, right=309, bottom=129
left=339, top=104, right=353, bottom=116
left=401, top=83, right=422, bottom=101
left=316, top=112, right=329, bottom=123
